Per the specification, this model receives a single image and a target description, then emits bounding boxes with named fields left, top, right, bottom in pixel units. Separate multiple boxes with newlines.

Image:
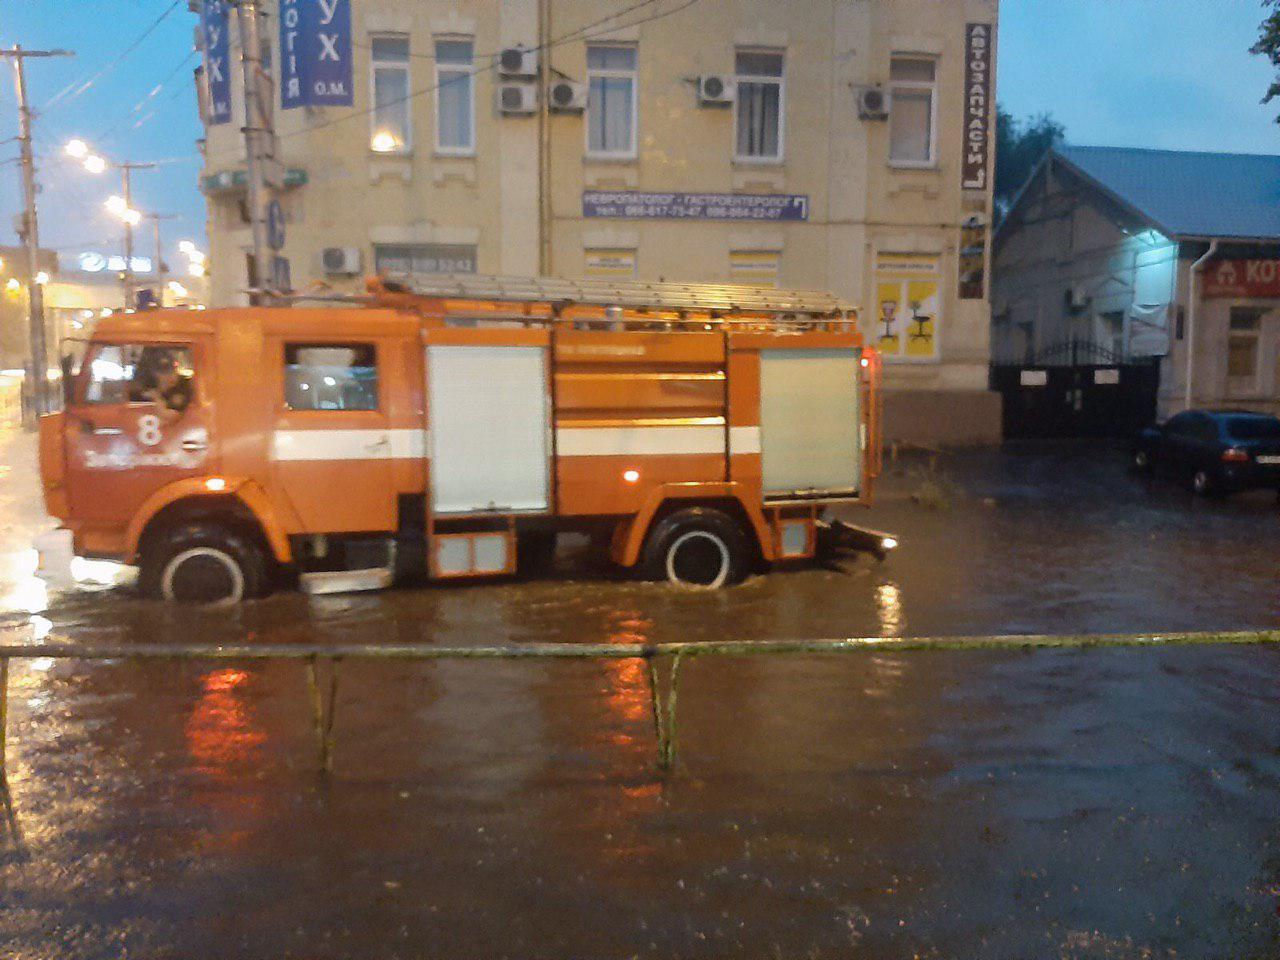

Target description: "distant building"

left=196, top=0, right=1002, bottom=443
left=993, top=145, right=1280, bottom=418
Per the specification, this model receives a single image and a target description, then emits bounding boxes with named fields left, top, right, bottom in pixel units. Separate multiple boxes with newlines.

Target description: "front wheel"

left=1192, top=469, right=1216, bottom=497
left=1132, top=448, right=1152, bottom=473
left=640, top=507, right=751, bottom=589
left=139, top=522, right=271, bottom=604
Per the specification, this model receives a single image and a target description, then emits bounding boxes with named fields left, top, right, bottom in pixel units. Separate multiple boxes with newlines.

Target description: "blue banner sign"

left=200, top=0, right=232, bottom=125
left=582, top=191, right=809, bottom=221
left=279, top=0, right=354, bottom=109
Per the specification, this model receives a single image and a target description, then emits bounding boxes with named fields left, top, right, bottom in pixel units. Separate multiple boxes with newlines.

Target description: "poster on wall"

left=958, top=218, right=986, bottom=299
left=875, top=254, right=941, bottom=360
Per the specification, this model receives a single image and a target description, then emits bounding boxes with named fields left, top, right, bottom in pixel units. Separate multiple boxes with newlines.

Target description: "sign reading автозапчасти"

left=583, top=191, right=809, bottom=221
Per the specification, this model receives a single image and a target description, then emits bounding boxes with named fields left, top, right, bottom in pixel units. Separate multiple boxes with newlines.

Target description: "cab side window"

left=284, top=342, right=379, bottom=411
left=80, top=343, right=194, bottom=406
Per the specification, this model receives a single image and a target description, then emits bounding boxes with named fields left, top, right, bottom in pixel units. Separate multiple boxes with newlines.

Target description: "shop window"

left=1227, top=306, right=1262, bottom=382
left=734, top=50, right=784, bottom=161
left=729, top=249, right=780, bottom=286
left=435, top=39, right=474, bottom=154
left=370, top=35, right=411, bottom=153
left=585, top=248, right=637, bottom=279
left=889, top=56, right=936, bottom=166
left=586, top=45, right=637, bottom=158
left=874, top=253, right=940, bottom=360
left=373, top=243, right=477, bottom=275
left=284, top=343, right=379, bottom=411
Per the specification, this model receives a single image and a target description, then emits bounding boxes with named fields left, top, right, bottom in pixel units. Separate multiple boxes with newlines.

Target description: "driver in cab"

left=132, top=350, right=193, bottom=424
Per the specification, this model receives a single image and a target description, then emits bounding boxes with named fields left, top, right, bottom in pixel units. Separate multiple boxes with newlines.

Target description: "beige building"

left=197, top=0, right=1001, bottom=442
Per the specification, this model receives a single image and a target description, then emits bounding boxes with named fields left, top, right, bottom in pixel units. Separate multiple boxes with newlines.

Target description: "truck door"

left=64, top=341, right=216, bottom=525
left=270, top=339, right=401, bottom=532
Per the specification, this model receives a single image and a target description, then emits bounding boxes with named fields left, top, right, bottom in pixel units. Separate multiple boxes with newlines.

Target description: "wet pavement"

left=1, top=425, right=1279, bottom=958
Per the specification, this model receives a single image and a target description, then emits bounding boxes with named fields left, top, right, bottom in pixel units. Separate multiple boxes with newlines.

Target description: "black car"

left=1133, top=409, right=1280, bottom=496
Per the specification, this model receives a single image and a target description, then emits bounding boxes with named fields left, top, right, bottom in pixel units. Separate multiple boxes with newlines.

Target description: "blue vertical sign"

left=200, top=0, right=232, bottom=125
left=279, top=0, right=354, bottom=109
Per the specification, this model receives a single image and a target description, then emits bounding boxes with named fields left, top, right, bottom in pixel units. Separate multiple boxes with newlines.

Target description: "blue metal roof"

left=1055, top=145, right=1280, bottom=241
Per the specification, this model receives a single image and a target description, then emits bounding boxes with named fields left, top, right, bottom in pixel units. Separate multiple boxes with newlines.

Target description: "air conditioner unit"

left=696, top=74, right=734, bottom=105
left=498, top=82, right=538, bottom=116
left=857, top=86, right=890, bottom=120
left=548, top=78, right=587, bottom=112
left=498, top=46, right=538, bottom=78
left=320, top=246, right=362, bottom=276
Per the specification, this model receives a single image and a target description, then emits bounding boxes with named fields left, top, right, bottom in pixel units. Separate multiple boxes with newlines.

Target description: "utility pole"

left=0, top=45, right=73, bottom=423
left=146, top=212, right=178, bottom=304
left=233, top=0, right=277, bottom=303
left=120, top=161, right=156, bottom=308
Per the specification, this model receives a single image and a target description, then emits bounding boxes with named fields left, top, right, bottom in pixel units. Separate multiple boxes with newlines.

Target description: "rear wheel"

left=1192, top=469, right=1216, bottom=497
left=139, top=523, right=270, bottom=604
left=1132, top=448, right=1151, bottom=473
left=640, top=507, right=750, bottom=589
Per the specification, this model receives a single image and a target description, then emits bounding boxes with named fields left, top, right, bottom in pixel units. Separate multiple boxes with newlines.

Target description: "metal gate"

left=989, top=339, right=1160, bottom=440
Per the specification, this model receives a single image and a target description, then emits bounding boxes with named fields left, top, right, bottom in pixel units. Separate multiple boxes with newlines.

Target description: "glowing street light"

left=34, top=271, right=48, bottom=285
left=119, top=208, right=141, bottom=227
left=6, top=278, right=20, bottom=292
left=177, top=240, right=196, bottom=255
left=64, top=138, right=88, bottom=159
left=82, top=154, right=107, bottom=174
left=370, top=130, right=400, bottom=153
left=104, top=195, right=127, bottom=216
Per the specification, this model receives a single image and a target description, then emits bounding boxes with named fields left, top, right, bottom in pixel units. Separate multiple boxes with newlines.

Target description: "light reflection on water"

left=875, top=581, right=903, bottom=637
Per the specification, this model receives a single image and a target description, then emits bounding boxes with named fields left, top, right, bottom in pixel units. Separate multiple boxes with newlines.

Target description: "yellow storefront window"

left=874, top=253, right=940, bottom=360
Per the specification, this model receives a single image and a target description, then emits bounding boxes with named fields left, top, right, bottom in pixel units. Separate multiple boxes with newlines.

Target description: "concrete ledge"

left=882, top=389, right=1003, bottom=445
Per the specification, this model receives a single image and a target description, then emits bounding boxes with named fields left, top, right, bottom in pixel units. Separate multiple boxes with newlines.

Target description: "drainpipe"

left=1184, top=239, right=1218, bottom=411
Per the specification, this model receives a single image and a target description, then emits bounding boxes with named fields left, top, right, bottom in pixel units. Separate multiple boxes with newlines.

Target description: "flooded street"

left=2, top=426, right=1279, bottom=958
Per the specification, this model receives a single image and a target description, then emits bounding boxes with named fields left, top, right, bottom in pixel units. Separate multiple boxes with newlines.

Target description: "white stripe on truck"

left=271, top=429, right=426, bottom=461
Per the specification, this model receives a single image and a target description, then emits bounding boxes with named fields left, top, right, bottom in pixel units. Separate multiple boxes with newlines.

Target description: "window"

left=370, top=35, right=410, bottom=153
left=80, top=343, right=194, bottom=406
left=889, top=57, right=936, bottom=166
left=586, top=45, right=637, bottom=157
left=729, top=249, right=780, bottom=286
left=734, top=50, right=783, bottom=161
left=435, top=39, right=474, bottom=154
left=1227, top=307, right=1262, bottom=382
left=875, top=253, right=941, bottom=360
left=585, top=248, right=637, bottom=278
left=284, top=343, right=378, bottom=411
left=373, top=243, right=477, bottom=275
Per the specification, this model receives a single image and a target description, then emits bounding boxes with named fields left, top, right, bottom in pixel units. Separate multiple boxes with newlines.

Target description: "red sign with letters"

left=1202, top=259, right=1280, bottom=298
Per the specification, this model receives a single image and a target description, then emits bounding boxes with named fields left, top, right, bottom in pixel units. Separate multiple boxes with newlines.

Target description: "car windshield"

left=1224, top=416, right=1280, bottom=441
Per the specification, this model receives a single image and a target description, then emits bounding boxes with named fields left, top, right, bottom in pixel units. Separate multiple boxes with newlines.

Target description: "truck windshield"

left=1225, top=416, right=1280, bottom=441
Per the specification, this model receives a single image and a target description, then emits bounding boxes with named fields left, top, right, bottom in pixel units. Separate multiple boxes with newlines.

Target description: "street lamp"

left=63, top=137, right=155, bottom=307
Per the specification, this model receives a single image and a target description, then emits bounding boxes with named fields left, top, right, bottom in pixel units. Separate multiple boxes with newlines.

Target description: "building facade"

left=197, top=0, right=1001, bottom=442
left=993, top=146, right=1280, bottom=420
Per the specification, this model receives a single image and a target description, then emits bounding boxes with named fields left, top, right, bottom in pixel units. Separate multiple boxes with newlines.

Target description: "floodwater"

left=2, top=427, right=1279, bottom=958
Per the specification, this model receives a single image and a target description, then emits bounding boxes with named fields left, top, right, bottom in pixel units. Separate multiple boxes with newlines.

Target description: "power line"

left=42, top=0, right=182, bottom=112
left=95, top=48, right=197, bottom=143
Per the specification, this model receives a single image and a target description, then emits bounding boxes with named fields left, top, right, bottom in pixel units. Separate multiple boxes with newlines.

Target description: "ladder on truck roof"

left=372, top=273, right=858, bottom=324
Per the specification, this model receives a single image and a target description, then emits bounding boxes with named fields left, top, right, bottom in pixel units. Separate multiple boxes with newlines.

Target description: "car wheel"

left=1192, top=469, right=1215, bottom=497
left=139, top=522, right=270, bottom=604
left=641, top=507, right=750, bottom=590
left=1132, top=449, right=1151, bottom=472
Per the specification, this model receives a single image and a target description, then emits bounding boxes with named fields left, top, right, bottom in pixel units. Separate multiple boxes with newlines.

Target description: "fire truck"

left=37, top=275, right=882, bottom=603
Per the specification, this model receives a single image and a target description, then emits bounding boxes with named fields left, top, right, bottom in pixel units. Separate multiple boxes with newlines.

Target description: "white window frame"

left=433, top=36, right=475, bottom=157
left=733, top=48, right=786, bottom=164
left=369, top=33, right=412, bottom=154
left=888, top=55, right=938, bottom=169
left=584, top=43, right=638, bottom=160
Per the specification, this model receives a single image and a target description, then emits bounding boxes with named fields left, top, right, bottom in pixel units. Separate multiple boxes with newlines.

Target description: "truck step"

left=299, top=567, right=394, bottom=596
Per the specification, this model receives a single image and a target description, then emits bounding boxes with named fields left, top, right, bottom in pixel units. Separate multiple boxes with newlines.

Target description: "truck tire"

left=139, top=522, right=270, bottom=604
left=640, top=507, right=750, bottom=589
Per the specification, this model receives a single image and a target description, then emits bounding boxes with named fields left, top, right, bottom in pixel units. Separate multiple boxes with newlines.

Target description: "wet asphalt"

left=1, top=427, right=1279, bottom=958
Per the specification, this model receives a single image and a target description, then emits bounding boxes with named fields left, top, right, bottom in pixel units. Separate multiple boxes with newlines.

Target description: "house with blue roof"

left=993, top=144, right=1280, bottom=421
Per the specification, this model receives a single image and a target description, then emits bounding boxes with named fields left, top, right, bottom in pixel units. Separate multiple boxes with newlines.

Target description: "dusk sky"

left=1, top=0, right=1278, bottom=267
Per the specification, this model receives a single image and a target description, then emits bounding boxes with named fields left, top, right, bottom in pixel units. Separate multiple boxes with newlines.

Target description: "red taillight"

left=1222, top=447, right=1250, bottom=463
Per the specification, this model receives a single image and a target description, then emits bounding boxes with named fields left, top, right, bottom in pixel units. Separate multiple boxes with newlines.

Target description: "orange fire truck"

left=38, top=275, right=882, bottom=603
